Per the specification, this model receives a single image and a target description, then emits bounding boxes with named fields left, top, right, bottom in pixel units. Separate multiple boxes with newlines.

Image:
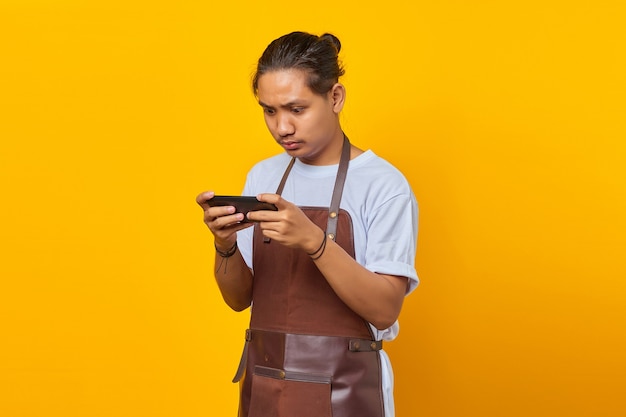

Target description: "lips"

left=280, top=140, right=302, bottom=151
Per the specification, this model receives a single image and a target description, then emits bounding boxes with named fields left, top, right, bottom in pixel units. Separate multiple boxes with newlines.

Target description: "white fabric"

left=237, top=149, right=419, bottom=417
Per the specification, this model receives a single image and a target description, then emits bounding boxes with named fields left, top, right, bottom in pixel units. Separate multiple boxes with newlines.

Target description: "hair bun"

left=321, top=33, right=341, bottom=53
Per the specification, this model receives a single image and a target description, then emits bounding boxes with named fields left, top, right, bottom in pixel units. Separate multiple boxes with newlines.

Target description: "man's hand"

left=195, top=191, right=253, bottom=250
left=247, top=193, right=323, bottom=253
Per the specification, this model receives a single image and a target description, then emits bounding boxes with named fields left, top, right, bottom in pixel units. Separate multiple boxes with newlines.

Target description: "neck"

left=298, top=129, right=346, bottom=166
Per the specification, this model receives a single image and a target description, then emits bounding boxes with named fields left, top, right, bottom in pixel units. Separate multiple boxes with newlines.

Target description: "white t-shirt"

left=237, top=150, right=419, bottom=417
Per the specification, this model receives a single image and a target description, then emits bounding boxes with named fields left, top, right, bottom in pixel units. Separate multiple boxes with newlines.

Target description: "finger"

left=212, top=220, right=253, bottom=245
left=206, top=206, right=239, bottom=225
left=209, top=213, right=245, bottom=234
left=196, top=191, right=215, bottom=209
left=246, top=209, right=280, bottom=223
left=259, top=227, right=283, bottom=242
left=216, top=219, right=254, bottom=234
left=256, top=193, right=290, bottom=210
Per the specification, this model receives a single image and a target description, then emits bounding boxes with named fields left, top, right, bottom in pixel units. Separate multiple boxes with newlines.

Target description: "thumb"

left=256, top=193, right=288, bottom=210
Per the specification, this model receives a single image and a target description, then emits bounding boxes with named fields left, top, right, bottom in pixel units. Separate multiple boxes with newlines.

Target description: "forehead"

left=257, top=69, right=317, bottom=105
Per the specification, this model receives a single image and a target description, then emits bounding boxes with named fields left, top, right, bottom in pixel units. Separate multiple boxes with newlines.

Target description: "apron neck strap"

left=274, top=134, right=351, bottom=241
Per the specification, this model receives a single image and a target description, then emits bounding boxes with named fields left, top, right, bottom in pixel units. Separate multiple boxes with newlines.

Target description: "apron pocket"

left=248, top=366, right=333, bottom=417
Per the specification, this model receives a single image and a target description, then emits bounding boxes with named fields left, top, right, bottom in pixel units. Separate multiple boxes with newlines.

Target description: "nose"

left=276, top=113, right=295, bottom=137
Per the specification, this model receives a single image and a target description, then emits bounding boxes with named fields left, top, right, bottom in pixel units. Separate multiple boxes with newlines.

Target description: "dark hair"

left=252, top=31, right=345, bottom=96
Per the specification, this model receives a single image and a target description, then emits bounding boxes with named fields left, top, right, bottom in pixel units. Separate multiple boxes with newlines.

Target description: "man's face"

left=257, top=69, right=344, bottom=165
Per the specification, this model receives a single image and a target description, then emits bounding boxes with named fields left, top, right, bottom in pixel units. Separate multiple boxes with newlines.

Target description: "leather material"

left=242, top=330, right=383, bottom=417
left=237, top=136, right=384, bottom=417
left=250, top=208, right=366, bottom=337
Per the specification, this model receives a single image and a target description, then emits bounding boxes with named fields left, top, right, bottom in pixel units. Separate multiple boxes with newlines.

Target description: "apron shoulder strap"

left=275, top=157, right=296, bottom=196
left=273, top=135, right=351, bottom=241
left=326, top=136, right=351, bottom=240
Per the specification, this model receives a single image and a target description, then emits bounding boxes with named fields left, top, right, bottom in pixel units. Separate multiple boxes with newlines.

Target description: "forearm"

left=312, top=237, right=408, bottom=330
left=213, top=248, right=254, bottom=312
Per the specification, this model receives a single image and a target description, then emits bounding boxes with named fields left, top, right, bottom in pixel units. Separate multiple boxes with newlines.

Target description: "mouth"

left=279, top=140, right=302, bottom=151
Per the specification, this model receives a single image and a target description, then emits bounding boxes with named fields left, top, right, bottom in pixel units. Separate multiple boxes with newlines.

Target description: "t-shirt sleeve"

left=363, top=192, right=419, bottom=294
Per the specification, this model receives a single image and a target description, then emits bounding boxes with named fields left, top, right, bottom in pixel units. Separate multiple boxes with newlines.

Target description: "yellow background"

left=1, top=1, right=625, bottom=416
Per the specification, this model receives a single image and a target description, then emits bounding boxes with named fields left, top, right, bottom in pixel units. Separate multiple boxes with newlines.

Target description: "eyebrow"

left=258, top=100, right=307, bottom=109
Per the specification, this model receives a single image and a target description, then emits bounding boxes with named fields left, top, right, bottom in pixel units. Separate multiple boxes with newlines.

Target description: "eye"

left=263, top=107, right=275, bottom=115
left=292, top=107, right=304, bottom=114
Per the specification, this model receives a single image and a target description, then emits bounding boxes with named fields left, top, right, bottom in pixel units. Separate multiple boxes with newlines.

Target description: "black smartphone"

left=207, top=196, right=278, bottom=223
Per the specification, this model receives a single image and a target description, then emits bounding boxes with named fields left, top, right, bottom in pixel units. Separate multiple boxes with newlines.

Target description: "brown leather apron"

left=233, top=138, right=385, bottom=417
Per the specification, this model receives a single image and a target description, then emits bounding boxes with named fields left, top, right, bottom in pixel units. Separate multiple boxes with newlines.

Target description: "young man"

left=197, top=31, right=418, bottom=417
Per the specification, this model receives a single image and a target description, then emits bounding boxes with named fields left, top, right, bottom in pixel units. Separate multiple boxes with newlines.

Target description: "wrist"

left=214, top=240, right=237, bottom=274
left=215, top=240, right=238, bottom=258
left=214, top=238, right=237, bottom=254
left=306, top=229, right=327, bottom=260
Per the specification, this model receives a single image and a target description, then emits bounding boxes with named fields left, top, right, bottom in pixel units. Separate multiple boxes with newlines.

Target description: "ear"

left=329, top=83, right=346, bottom=114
